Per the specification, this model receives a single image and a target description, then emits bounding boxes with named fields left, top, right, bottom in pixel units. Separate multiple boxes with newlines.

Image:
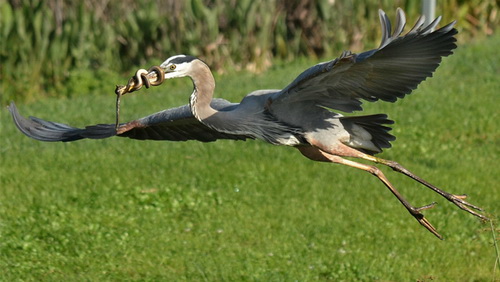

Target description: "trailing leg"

left=307, top=140, right=487, bottom=222
left=298, top=146, right=444, bottom=239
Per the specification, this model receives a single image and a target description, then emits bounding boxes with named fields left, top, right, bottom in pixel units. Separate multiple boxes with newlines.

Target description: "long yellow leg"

left=298, top=141, right=487, bottom=238
left=299, top=146, right=443, bottom=239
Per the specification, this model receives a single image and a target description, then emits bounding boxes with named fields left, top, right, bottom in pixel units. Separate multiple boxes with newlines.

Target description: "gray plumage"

left=9, top=9, right=486, bottom=239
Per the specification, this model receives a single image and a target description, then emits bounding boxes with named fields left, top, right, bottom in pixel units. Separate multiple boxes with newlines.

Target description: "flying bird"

left=9, top=9, right=486, bottom=239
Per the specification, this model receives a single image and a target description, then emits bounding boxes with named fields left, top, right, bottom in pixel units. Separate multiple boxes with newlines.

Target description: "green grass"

left=1, top=35, right=499, bottom=281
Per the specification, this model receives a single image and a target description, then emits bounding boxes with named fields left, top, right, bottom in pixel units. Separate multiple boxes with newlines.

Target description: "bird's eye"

left=169, top=65, right=176, bottom=70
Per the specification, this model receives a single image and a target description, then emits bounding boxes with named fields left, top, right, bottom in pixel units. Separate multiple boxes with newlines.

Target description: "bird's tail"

left=340, top=114, right=395, bottom=155
left=8, top=102, right=117, bottom=142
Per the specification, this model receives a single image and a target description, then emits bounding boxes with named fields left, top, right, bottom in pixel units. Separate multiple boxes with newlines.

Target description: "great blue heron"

left=8, top=9, right=486, bottom=239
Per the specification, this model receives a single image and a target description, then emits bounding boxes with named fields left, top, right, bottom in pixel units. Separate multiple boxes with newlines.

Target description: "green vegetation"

left=1, top=29, right=499, bottom=280
left=1, top=0, right=498, bottom=104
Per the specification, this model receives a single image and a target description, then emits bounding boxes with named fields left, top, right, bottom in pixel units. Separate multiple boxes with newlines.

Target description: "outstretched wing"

left=269, top=8, right=457, bottom=113
left=8, top=99, right=251, bottom=142
left=116, top=99, right=250, bottom=141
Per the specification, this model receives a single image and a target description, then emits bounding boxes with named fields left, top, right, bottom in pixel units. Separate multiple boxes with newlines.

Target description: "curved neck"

left=189, top=60, right=217, bottom=121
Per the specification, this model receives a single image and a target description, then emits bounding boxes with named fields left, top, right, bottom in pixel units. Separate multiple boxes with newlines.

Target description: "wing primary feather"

left=378, top=9, right=391, bottom=48
left=420, top=16, right=442, bottom=34
left=392, top=8, right=406, bottom=38
left=408, top=15, right=426, bottom=34
left=8, top=102, right=116, bottom=142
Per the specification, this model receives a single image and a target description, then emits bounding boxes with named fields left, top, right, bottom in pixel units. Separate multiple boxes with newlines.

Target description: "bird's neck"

left=188, top=60, right=217, bottom=121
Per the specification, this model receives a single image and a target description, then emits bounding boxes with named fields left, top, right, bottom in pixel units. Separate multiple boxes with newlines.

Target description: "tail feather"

left=340, top=114, right=396, bottom=155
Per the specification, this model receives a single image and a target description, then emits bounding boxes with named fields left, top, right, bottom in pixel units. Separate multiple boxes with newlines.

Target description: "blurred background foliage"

left=0, top=0, right=498, bottom=104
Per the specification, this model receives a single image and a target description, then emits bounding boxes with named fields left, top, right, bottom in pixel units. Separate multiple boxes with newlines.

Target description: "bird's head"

left=160, top=55, right=200, bottom=79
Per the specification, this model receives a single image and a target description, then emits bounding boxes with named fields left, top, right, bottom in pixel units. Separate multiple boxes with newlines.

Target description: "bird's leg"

left=297, top=146, right=443, bottom=239
left=360, top=154, right=487, bottom=221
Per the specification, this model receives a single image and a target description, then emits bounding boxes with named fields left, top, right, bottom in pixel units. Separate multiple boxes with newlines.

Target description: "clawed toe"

left=451, top=194, right=482, bottom=210
left=415, top=202, right=437, bottom=212
left=418, top=216, right=443, bottom=240
left=409, top=209, right=442, bottom=239
left=448, top=194, right=488, bottom=221
left=408, top=203, right=443, bottom=239
left=406, top=194, right=488, bottom=239
left=354, top=154, right=487, bottom=238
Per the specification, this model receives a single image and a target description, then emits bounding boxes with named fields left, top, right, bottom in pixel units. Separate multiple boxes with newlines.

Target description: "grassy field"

left=1, top=35, right=499, bottom=280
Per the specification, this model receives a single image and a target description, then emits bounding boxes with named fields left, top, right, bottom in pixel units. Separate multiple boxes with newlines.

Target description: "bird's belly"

left=301, top=117, right=351, bottom=148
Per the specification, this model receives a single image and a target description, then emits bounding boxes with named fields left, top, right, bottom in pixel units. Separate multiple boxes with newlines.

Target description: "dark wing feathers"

left=118, top=100, right=249, bottom=142
left=270, top=8, right=457, bottom=113
left=8, top=103, right=97, bottom=142
left=8, top=99, right=250, bottom=143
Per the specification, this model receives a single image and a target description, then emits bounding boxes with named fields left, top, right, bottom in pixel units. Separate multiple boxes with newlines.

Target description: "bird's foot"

left=446, top=194, right=488, bottom=221
left=409, top=202, right=443, bottom=239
